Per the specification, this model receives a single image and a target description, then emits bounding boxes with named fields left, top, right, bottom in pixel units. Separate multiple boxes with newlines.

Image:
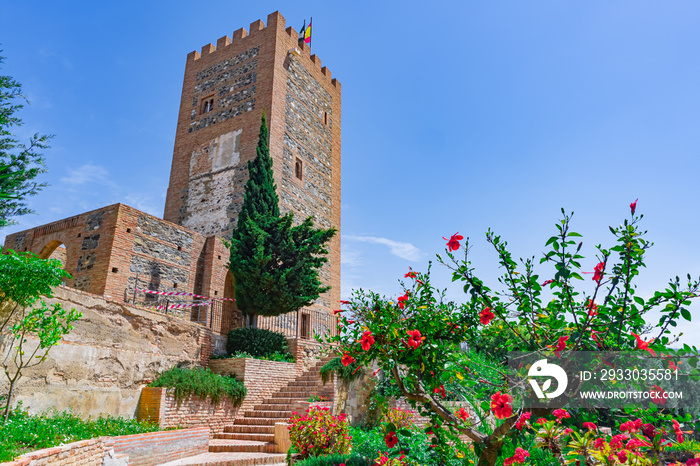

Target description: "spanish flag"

left=298, top=18, right=312, bottom=45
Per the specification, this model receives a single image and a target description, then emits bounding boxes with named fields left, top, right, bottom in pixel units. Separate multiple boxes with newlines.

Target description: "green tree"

left=0, top=52, right=52, bottom=228
left=228, top=113, right=336, bottom=327
left=0, top=252, right=81, bottom=423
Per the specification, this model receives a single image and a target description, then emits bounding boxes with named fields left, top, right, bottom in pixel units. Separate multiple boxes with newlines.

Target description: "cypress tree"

left=228, top=113, right=336, bottom=326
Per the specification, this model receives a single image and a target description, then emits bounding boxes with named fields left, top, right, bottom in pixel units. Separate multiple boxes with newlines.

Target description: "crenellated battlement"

left=186, top=11, right=340, bottom=91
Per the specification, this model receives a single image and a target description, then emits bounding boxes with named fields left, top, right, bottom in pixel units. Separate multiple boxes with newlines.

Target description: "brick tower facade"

left=163, top=11, right=341, bottom=316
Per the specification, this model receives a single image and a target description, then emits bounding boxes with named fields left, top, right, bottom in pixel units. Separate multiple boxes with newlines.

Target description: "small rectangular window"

left=301, top=313, right=310, bottom=339
left=295, top=158, right=303, bottom=180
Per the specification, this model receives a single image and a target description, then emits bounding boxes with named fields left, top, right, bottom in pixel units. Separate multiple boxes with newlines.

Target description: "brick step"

left=234, top=417, right=288, bottom=426
left=157, top=452, right=286, bottom=466
left=286, top=381, right=321, bottom=387
left=244, top=409, right=292, bottom=418
left=214, top=432, right=275, bottom=442
left=209, top=440, right=277, bottom=454
left=263, top=398, right=298, bottom=404
left=254, top=403, right=297, bottom=411
left=224, top=425, right=275, bottom=434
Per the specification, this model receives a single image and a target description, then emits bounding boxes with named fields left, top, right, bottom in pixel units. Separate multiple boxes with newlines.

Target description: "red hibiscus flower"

left=553, top=335, right=569, bottom=358
left=480, top=307, right=495, bottom=325
left=339, top=300, right=351, bottom=305
left=490, top=391, right=513, bottom=419
left=443, top=232, right=464, bottom=252
left=541, top=279, right=554, bottom=287
left=333, top=309, right=343, bottom=315
left=404, top=268, right=417, bottom=279
left=631, top=332, right=656, bottom=356
left=553, top=409, right=570, bottom=421
left=583, top=422, right=597, bottom=431
left=515, top=412, right=531, bottom=431
left=591, top=330, right=603, bottom=349
left=587, top=299, right=598, bottom=317
left=433, top=384, right=446, bottom=399
left=384, top=431, right=399, bottom=449
left=397, top=293, right=409, bottom=309
left=406, top=329, right=424, bottom=349
left=359, top=330, right=375, bottom=351
left=592, top=262, right=605, bottom=283
left=630, top=198, right=638, bottom=215
left=672, top=419, right=692, bottom=443
left=455, top=407, right=470, bottom=421
left=341, top=352, right=355, bottom=367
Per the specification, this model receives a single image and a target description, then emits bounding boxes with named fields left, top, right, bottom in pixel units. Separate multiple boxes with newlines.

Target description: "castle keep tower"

left=163, top=11, right=341, bottom=315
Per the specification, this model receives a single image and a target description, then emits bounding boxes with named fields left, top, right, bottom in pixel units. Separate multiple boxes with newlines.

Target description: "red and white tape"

left=136, top=288, right=235, bottom=302
left=147, top=301, right=213, bottom=311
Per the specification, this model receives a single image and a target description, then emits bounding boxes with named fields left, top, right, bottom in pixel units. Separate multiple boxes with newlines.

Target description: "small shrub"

left=524, top=448, right=559, bottom=466
left=294, top=454, right=370, bottom=466
left=148, top=367, right=246, bottom=405
left=289, top=406, right=351, bottom=459
left=226, top=327, right=289, bottom=357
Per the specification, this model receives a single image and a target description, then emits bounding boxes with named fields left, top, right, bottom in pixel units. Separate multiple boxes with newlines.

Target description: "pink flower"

left=553, top=409, right=570, bottom=421
left=359, top=330, right=375, bottom=351
left=443, top=232, right=464, bottom=252
left=541, top=279, right=554, bottom=287
left=583, top=422, right=597, bottom=431
left=479, top=307, right=495, bottom=325
left=630, top=198, right=638, bottom=215
left=504, top=448, right=530, bottom=465
left=515, top=412, right=531, bottom=431
left=650, top=385, right=667, bottom=405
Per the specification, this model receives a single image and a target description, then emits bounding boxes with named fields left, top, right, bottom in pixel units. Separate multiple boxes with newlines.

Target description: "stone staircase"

left=159, top=357, right=335, bottom=466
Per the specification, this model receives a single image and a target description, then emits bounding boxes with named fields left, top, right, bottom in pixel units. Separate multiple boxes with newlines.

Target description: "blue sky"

left=1, top=1, right=699, bottom=345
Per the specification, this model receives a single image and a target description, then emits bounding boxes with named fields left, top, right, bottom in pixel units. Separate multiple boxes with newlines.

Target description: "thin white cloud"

left=345, top=235, right=423, bottom=262
left=61, top=164, right=115, bottom=187
left=341, top=243, right=363, bottom=267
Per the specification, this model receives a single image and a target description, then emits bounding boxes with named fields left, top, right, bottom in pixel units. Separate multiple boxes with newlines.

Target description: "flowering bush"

left=288, top=406, right=351, bottom=459
left=326, top=203, right=699, bottom=466
left=383, top=407, right=415, bottom=429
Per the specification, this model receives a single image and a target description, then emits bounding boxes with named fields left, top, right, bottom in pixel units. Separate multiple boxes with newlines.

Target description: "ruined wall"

left=2, top=204, right=236, bottom=336
left=0, top=286, right=211, bottom=419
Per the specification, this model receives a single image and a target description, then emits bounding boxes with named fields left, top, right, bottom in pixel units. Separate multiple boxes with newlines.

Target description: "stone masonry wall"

left=0, top=286, right=210, bottom=419
left=2, top=438, right=104, bottom=466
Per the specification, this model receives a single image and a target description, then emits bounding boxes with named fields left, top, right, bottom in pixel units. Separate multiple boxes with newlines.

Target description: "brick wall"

left=208, top=357, right=298, bottom=415
left=103, top=427, right=209, bottom=466
left=2, top=438, right=104, bottom=466
left=137, top=387, right=242, bottom=435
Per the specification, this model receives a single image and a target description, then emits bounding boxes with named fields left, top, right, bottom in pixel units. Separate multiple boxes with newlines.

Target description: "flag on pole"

left=298, top=17, right=312, bottom=45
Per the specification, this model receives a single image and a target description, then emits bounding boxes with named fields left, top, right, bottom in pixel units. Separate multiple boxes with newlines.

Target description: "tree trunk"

left=476, top=438, right=505, bottom=466
left=3, top=379, right=16, bottom=425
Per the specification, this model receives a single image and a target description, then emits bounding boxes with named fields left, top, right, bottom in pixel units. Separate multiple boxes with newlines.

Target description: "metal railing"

left=131, top=287, right=337, bottom=339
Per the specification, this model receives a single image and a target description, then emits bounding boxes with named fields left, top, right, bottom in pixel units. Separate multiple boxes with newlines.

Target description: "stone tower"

left=163, top=11, right=341, bottom=316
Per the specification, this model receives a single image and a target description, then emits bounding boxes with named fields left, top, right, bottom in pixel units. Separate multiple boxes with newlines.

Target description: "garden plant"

left=326, top=202, right=699, bottom=466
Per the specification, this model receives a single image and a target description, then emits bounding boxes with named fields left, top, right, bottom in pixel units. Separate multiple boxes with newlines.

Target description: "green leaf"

left=681, top=308, right=692, bottom=321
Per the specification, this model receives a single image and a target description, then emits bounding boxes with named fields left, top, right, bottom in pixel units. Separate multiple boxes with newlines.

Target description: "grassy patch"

left=0, top=408, right=160, bottom=462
